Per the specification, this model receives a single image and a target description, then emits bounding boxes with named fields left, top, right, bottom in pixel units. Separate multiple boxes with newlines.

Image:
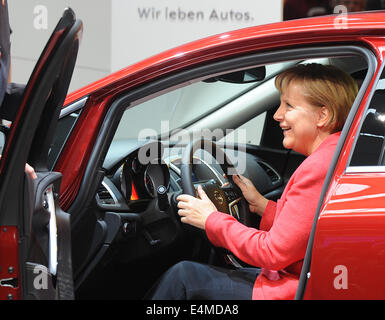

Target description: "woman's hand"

left=25, top=163, right=37, bottom=180
left=232, top=174, right=268, bottom=216
left=177, top=185, right=217, bottom=230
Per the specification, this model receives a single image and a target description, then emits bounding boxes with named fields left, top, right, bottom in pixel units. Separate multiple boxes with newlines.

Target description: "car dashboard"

left=96, top=139, right=284, bottom=214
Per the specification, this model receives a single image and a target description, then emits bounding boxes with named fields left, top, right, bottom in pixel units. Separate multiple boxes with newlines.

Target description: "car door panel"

left=306, top=173, right=385, bottom=299
left=0, top=8, right=81, bottom=300
left=0, top=226, right=19, bottom=300
left=23, top=172, right=74, bottom=300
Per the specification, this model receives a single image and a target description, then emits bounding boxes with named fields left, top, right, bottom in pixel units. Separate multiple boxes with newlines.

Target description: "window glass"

left=350, top=75, right=385, bottom=166
left=114, top=80, right=256, bottom=140
left=218, top=112, right=266, bottom=145
left=113, top=62, right=294, bottom=143
left=48, top=109, right=81, bottom=169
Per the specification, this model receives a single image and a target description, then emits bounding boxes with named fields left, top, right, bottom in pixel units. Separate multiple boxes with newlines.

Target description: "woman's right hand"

left=232, top=174, right=268, bottom=216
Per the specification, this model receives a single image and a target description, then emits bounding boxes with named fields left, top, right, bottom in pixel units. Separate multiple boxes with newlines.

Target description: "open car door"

left=0, top=8, right=82, bottom=300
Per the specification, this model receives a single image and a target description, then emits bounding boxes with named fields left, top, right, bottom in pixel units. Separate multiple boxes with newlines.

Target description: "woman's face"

left=273, top=81, right=326, bottom=156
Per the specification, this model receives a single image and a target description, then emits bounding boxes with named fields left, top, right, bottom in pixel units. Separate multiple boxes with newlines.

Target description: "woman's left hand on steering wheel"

left=177, top=185, right=217, bottom=230
left=233, top=174, right=268, bottom=216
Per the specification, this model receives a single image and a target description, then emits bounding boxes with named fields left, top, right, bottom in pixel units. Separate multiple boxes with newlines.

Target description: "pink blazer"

left=205, top=132, right=341, bottom=299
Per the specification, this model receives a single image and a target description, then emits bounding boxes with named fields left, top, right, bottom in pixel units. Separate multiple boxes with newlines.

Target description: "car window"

left=116, top=81, right=255, bottom=139
left=217, top=112, right=266, bottom=145
left=112, top=62, right=294, bottom=143
left=349, top=71, right=385, bottom=167
left=48, top=108, right=82, bottom=169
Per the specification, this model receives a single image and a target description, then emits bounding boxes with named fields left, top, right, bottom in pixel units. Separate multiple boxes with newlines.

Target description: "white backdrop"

left=111, top=0, right=282, bottom=72
left=9, top=0, right=282, bottom=92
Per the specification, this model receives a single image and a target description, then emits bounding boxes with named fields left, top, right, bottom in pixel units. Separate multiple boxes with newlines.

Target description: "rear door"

left=0, top=8, right=82, bottom=300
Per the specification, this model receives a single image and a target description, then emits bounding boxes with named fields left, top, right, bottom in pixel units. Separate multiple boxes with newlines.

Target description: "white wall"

left=8, top=0, right=282, bottom=93
left=8, top=0, right=111, bottom=92
left=111, top=0, right=282, bottom=72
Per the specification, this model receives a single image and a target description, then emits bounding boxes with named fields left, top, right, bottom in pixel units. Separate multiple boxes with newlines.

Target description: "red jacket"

left=205, top=132, right=341, bottom=299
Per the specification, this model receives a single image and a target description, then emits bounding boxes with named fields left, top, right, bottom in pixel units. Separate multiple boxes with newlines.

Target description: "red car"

left=1, top=8, right=385, bottom=300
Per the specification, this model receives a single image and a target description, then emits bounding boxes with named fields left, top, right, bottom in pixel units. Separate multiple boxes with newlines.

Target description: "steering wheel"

left=179, top=139, right=253, bottom=267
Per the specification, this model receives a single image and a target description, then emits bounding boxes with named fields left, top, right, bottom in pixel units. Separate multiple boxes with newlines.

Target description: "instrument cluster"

left=120, top=153, right=170, bottom=202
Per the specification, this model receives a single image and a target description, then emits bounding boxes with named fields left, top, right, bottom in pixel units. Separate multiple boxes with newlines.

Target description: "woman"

left=147, top=63, right=358, bottom=300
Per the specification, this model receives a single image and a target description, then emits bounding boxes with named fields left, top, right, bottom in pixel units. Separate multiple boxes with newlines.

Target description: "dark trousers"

left=146, top=261, right=259, bottom=300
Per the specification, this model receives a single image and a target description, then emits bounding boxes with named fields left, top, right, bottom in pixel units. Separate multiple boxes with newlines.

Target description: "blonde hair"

left=275, top=63, right=359, bottom=133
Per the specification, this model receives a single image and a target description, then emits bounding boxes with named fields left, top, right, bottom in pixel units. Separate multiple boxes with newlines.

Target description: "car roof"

left=65, top=10, right=385, bottom=105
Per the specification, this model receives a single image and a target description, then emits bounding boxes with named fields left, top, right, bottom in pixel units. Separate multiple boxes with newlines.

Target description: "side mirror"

left=203, top=66, right=266, bottom=84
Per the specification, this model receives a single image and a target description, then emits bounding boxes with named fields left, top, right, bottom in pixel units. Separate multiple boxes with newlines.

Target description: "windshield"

left=112, top=61, right=296, bottom=142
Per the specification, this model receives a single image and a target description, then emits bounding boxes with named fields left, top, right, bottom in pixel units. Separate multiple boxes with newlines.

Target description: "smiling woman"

left=274, top=64, right=358, bottom=156
left=147, top=63, right=359, bottom=300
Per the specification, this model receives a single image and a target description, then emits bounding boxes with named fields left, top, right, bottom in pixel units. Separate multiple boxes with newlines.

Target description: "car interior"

left=48, top=46, right=373, bottom=299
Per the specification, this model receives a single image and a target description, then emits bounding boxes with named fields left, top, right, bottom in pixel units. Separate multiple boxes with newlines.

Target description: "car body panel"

left=309, top=173, right=385, bottom=299
left=55, top=98, right=110, bottom=208
left=0, top=226, right=20, bottom=300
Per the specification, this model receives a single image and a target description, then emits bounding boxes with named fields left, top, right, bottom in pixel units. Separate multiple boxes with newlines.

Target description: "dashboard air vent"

left=96, top=183, right=115, bottom=205
left=258, top=161, right=280, bottom=183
